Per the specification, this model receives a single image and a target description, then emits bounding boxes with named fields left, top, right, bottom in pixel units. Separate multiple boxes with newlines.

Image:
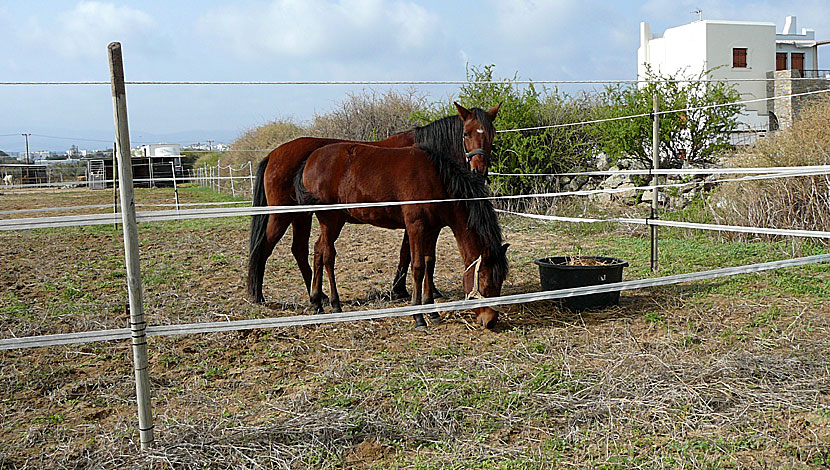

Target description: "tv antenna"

left=692, top=9, right=702, bottom=21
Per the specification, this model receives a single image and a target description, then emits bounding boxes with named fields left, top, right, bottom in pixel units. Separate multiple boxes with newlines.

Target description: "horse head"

left=454, top=102, right=500, bottom=176
left=463, top=242, right=509, bottom=329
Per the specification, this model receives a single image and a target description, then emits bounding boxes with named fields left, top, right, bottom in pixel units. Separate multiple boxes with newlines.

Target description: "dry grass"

left=711, top=94, right=830, bottom=241
left=1, top=188, right=830, bottom=469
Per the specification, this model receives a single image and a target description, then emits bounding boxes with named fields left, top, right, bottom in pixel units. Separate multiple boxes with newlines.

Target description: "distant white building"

left=132, top=143, right=182, bottom=159
left=638, top=15, right=829, bottom=135
left=66, top=145, right=88, bottom=158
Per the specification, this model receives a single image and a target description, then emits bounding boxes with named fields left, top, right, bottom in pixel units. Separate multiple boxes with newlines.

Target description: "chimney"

left=783, top=16, right=797, bottom=35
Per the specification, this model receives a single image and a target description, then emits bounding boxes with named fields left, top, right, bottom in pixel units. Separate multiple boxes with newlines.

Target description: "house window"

left=776, top=52, right=787, bottom=71
left=732, top=48, right=747, bottom=68
left=791, top=52, right=804, bottom=75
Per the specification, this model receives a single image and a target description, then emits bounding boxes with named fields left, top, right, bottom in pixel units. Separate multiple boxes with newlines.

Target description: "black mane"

left=413, top=108, right=497, bottom=162
left=416, top=111, right=507, bottom=283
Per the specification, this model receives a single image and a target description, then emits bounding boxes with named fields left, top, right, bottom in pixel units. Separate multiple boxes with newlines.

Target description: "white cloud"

left=488, top=0, right=575, bottom=39
left=198, top=0, right=442, bottom=61
left=52, top=2, right=155, bottom=58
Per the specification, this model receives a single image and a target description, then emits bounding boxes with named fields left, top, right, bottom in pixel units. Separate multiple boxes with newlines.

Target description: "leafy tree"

left=592, top=67, right=742, bottom=169
left=442, top=64, right=596, bottom=194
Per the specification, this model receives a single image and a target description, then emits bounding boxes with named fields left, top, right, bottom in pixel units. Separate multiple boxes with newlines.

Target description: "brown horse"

left=247, top=103, right=500, bottom=303
left=296, top=140, right=509, bottom=329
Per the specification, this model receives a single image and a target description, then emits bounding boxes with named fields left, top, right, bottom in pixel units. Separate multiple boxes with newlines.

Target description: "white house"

left=132, top=143, right=182, bottom=159
left=638, top=15, right=829, bottom=134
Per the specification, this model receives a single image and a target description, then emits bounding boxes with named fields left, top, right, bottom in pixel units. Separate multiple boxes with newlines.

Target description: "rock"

left=589, top=192, right=613, bottom=205
left=613, top=183, right=639, bottom=204
left=595, top=152, right=611, bottom=171
left=569, top=176, right=588, bottom=191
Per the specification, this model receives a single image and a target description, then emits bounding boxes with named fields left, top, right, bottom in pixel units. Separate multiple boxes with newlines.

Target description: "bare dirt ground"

left=1, top=187, right=829, bottom=469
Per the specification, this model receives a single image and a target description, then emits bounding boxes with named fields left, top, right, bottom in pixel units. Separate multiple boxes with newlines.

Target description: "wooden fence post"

left=108, top=42, right=154, bottom=450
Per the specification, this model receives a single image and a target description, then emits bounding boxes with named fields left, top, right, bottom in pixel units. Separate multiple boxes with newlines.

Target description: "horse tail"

left=292, top=160, right=319, bottom=205
left=246, top=156, right=270, bottom=301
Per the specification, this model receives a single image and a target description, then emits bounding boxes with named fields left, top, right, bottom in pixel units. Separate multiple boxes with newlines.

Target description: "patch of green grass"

left=643, top=311, right=664, bottom=324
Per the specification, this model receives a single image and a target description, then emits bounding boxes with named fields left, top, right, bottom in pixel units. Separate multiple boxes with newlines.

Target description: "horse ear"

left=454, top=102, right=471, bottom=121
left=487, top=103, right=501, bottom=120
left=501, top=243, right=510, bottom=254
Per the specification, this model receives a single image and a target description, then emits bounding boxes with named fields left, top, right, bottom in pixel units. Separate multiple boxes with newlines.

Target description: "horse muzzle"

left=465, top=149, right=489, bottom=175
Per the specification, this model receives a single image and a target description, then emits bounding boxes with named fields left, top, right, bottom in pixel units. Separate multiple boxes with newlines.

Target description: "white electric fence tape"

left=3, top=167, right=828, bottom=231
left=497, top=209, right=830, bottom=239
left=2, top=253, right=828, bottom=351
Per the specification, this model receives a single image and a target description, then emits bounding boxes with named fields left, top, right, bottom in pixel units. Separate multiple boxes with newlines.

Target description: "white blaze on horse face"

left=476, top=129, right=484, bottom=134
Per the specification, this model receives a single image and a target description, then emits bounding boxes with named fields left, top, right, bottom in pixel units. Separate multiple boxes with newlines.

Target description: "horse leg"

left=393, top=230, right=442, bottom=300
left=390, top=231, right=411, bottom=300
left=406, top=225, right=428, bottom=330
left=426, top=230, right=443, bottom=300
left=291, top=213, right=313, bottom=294
left=310, top=233, right=326, bottom=314
left=423, top=231, right=442, bottom=325
left=311, top=212, right=346, bottom=314
left=247, top=213, right=293, bottom=303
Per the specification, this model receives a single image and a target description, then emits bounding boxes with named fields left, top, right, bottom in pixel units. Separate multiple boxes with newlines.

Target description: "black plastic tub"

left=533, top=256, right=629, bottom=311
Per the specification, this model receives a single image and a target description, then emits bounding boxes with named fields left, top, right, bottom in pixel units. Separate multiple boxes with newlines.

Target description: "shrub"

left=710, top=94, right=830, bottom=241
left=592, top=67, right=742, bottom=169
left=196, top=119, right=305, bottom=170
left=307, top=88, right=429, bottom=141
left=449, top=64, right=597, bottom=196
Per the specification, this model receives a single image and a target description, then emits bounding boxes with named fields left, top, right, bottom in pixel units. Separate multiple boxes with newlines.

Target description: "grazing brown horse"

left=247, top=103, right=500, bottom=304
left=295, top=140, right=509, bottom=329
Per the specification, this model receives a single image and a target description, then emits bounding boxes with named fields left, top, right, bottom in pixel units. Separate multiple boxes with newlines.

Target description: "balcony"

left=799, top=69, right=830, bottom=79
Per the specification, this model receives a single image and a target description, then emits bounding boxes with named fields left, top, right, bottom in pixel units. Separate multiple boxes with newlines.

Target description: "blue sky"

left=1, top=0, right=828, bottom=152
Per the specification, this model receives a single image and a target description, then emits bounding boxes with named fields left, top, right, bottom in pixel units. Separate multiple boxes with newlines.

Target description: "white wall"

left=639, top=21, right=707, bottom=79
left=639, top=20, right=776, bottom=130
left=704, top=21, right=775, bottom=120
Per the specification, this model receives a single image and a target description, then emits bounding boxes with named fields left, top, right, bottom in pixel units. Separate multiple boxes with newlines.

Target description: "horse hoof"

left=332, top=302, right=342, bottom=314
left=432, top=290, right=444, bottom=299
left=428, top=312, right=443, bottom=325
left=390, top=290, right=411, bottom=300
left=414, top=324, right=428, bottom=332
left=313, top=306, right=325, bottom=315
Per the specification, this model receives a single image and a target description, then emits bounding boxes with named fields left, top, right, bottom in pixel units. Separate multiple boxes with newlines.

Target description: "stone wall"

left=767, top=70, right=830, bottom=129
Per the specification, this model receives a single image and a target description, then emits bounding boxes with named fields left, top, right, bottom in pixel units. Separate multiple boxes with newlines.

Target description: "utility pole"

left=22, top=133, right=31, bottom=183
left=22, top=133, right=31, bottom=164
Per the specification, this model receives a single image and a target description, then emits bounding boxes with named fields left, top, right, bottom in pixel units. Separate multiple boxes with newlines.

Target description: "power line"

left=1, top=77, right=829, bottom=86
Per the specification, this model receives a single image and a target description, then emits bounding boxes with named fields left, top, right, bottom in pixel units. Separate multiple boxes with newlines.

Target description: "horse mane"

left=417, top=139, right=508, bottom=284
left=413, top=108, right=497, bottom=160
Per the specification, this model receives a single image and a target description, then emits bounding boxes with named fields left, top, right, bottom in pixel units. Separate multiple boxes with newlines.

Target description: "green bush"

left=446, top=64, right=597, bottom=195
left=592, top=67, right=742, bottom=169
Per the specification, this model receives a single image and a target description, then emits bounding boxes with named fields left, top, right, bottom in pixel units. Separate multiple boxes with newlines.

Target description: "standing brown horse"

left=247, top=103, right=500, bottom=304
left=296, top=140, right=509, bottom=329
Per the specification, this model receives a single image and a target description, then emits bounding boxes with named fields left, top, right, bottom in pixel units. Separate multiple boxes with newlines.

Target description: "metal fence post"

left=170, top=162, right=180, bottom=213
left=248, top=161, right=255, bottom=205
left=650, top=93, right=660, bottom=272
left=216, top=160, right=221, bottom=194
left=229, top=165, right=235, bottom=198
left=108, top=42, right=154, bottom=450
